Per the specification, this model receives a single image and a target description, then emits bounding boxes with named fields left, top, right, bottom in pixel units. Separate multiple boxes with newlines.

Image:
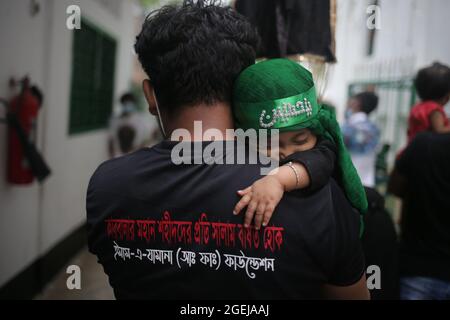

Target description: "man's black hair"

left=134, top=0, right=259, bottom=115
left=414, top=62, right=450, bottom=101
left=354, top=91, right=379, bottom=115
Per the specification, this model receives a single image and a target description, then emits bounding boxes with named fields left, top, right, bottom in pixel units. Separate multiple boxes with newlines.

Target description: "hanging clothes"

left=235, top=0, right=336, bottom=62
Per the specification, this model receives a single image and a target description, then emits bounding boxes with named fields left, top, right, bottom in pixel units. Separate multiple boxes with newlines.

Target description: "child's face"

left=270, top=129, right=317, bottom=160
left=347, top=97, right=361, bottom=113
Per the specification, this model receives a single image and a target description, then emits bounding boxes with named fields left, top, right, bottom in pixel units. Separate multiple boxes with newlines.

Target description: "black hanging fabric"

left=235, top=0, right=336, bottom=62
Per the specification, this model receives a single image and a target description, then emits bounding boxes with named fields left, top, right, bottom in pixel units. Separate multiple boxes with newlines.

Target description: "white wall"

left=0, top=0, right=138, bottom=287
left=324, top=0, right=450, bottom=118
left=0, top=0, right=49, bottom=289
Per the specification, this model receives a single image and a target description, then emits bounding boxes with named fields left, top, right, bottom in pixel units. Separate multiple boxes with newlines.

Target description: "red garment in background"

left=407, top=101, right=449, bottom=143
left=7, top=89, right=39, bottom=184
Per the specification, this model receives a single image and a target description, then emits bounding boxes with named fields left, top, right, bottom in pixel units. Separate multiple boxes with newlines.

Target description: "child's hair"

left=414, top=62, right=450, bottom=101
left=354, top=91, right=378, bottom=115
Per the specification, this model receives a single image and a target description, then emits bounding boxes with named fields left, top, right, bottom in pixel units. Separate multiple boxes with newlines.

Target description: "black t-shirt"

left=283, top=138, right=337, bottom=192
left=87, top=140, right=364, bottom=299
left=396, top=132, right=450, bottom=282
left=361, top=187, right=399, bottom=299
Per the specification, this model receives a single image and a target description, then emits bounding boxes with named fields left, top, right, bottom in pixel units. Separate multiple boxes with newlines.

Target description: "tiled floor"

left=35, top=247, right=115, bottom=300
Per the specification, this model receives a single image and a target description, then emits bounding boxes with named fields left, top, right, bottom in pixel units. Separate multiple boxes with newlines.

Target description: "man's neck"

left=166, top=102, right=236, bottom=141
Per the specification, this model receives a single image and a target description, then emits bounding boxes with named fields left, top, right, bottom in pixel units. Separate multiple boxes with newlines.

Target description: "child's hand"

left=233, top=175, right=284, bottom=230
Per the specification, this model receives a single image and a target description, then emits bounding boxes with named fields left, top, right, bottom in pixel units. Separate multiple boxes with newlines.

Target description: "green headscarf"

left=233, top=58, right=368, bottom=216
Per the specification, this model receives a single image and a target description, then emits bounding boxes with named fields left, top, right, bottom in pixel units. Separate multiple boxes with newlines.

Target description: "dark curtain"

left=235, top=0, right=336, bottom=62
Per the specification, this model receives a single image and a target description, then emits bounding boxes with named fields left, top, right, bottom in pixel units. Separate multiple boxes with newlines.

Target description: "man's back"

left=87, top=141, right=364, bottom=299
left=396, top=132, right=450, bottom=281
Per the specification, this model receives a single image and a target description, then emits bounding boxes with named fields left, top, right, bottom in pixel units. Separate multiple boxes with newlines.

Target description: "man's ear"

left=142, top=79, right=158, bottom=116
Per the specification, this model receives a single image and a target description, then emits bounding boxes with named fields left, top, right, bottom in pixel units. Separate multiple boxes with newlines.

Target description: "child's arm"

left=233, top=163, right=310, bottom=229
left=283, top=139, right=337, bottom=192
left=234, top=140, right=337, bottom=229
left=430, top=110, right=450, bottom=133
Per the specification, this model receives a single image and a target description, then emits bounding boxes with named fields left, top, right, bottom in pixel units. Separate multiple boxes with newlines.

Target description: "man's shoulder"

left=88, top=148, right=152, bottom=193
left=278, top=178, right=353, bottom=224
left=407, top=131, right=435, bottom=152
left=313, top=178, right=355, bottom=214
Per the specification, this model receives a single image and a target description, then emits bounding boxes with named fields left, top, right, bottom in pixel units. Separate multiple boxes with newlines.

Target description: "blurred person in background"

left=341, top=92, right=380, bottom=188
left=407, top=62, right=450, bottom=143
left=388, top=129, right=450, bottom=300
left=341, top=92, right=399, bottom=299
left=108, top=92, right=153, bottom=158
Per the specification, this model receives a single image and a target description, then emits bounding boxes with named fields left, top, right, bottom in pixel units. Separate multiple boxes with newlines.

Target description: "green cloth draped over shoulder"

left=233, top=58, right=368, bottom=216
